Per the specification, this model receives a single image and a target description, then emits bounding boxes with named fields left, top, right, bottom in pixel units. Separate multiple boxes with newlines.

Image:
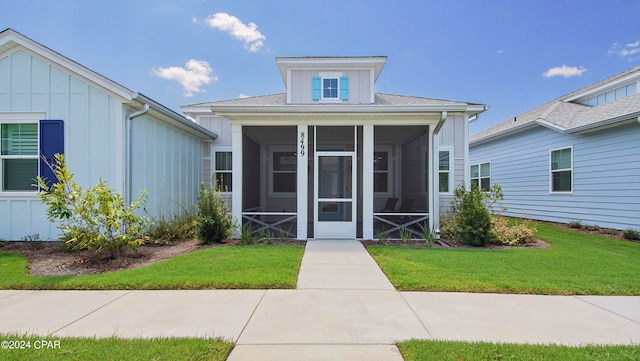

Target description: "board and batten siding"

left=470, top=123, right=640, bottom=230
left=0, top=49, right=122, bottom=240
left=130, top=114, right=203, bottom=219
left=289, top=69, right=372, bottom=104
left=438, top=115, right=467, bottom=214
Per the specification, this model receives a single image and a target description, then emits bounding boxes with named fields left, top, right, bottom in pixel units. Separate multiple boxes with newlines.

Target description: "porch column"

left=296, top=125, right=308, bottom=239
left=430, top=111, right=448, bottom=236
left=231, top=124, right=243, bottom=239
left=363, top=124, right=374, bottom=239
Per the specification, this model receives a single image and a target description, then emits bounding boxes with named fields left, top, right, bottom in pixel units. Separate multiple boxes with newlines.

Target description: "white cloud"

left=153, top=59, right=217, bottom=96
left=239, top=93, right=250, bottom=99
left=542, top=65, right=587, bottom=78
left=609, top=40, right=640, bottom=57
left=204, top=12, right=265, bottom=52
left=496, top=49, right=504, bottom=55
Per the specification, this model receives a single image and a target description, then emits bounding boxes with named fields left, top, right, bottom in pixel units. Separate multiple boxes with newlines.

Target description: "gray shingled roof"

left=185, top=92, right=470, bottom=108
left=471, top=66, right=640, bottom=144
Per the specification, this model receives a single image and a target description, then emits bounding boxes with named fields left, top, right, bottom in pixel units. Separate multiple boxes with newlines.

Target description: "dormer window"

left=323, top=78, right=338, bottom=99
left=578, top=82, right=637, bottom=106
left=313, top=72, right=349, bottom=102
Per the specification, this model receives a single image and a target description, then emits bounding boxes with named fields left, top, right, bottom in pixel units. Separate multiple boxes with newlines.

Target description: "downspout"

left=126, top=103, right=149, bottom=202
left=431, top=111, right=447, bottom=238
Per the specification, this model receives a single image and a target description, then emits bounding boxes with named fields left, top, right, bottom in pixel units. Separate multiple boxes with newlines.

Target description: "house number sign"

left=299, top=131, right=305, bottom=157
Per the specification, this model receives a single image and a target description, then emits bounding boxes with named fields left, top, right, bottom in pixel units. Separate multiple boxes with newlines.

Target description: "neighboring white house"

left=0, top=29, right=217, bottom=241
left=183, top=56, right=487, bottom=240
left=470, top=66, right=640, bottom=230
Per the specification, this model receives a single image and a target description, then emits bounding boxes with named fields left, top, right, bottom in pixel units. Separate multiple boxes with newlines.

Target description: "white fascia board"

left=210, top=104, right=472, bottom=114
left=566, top=112, right=640, bottom=134
left=470, top=121, right=541, bottom=147
left=534, top=118, right=567, bottom=133
left=1, top=30, right=133, bottom=100
left=276, top=56, right=387, bottom=84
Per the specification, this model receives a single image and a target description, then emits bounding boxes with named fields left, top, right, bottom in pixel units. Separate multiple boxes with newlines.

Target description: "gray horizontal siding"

left=470, top=123, right=640, bottom=230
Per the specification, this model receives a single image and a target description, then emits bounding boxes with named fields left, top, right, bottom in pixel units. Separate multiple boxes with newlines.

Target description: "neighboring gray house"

left=0, top=29, right=216, bottom=241
left=470, top=66, right=640, bottom=230
left=183, top=56, right=487, bottom=240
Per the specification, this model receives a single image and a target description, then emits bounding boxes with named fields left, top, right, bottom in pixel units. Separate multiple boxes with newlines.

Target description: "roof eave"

left=210, top=104, right=481, bottom=115
left=566, top=112, right=640, bottom=134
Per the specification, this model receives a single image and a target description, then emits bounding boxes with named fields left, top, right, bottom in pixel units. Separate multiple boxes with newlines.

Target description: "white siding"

left=130, top=114, right=203, bottom=218
left=470, top=123, right=640, bottom=230
left=0, top=50, right=121, bottom=240
left=289, top=69, right=372, bottom=104
left=438, top=115, right=467, bottom=214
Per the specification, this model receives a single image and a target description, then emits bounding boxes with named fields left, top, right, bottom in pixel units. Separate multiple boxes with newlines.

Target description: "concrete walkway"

left=1, top=240, right=639, bottom=360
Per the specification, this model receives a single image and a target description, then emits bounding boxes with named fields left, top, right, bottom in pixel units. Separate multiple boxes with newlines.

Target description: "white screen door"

left=314, top=152, right=356, bottom=238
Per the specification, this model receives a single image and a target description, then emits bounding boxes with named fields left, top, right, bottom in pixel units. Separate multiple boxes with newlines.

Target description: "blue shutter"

left=312, top=76, right=321, bottom=100
left=39, top=120, right=64, bottom=188
left=340, top=76, right=349, bottom=100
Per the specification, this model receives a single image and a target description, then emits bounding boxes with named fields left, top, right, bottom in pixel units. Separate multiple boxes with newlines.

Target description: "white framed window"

left=1, top=121, right=38, bottom=191
left=213, top=150, right=232, bottom=192
left=425, top=147, right=454, bottom=194
left=268, top=146, right=296, bottom=196
left=374, top=148, right=391, bottom=194
left=550, top=146, right=572, bottom=193
left=319, top=72, right=343, bottom=102
left=471, top=162, right=491, bottom=191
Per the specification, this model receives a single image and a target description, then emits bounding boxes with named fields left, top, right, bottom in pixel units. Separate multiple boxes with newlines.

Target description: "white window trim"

left=319, top=71, right=343, bottom=103
left=0, top=112, right=44, bottom=196
left=373, top=145, right=393, bottom=196
left=549, top=146, right=573, bottom=194
left=438, top=146, right=454, bottom=195
left=212, top=147, right=232, bottom=194
left=268, top=145, right=297, bottom=198
left=470, top=161, right=491, bottom=191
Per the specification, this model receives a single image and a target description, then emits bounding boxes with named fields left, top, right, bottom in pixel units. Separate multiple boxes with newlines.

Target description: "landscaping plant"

left=146, top=206, right=198, bottom=244
left=196, top=182, right=234, bottom=244
left=37, top=154, right=148, bottom=258
left=451, top=184, right=492, bottom=246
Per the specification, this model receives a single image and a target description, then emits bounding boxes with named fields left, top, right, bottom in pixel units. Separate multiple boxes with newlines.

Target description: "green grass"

left=398, top=340, right=640, bottom=361
left=0, top=335, right=233, bottom=361
left=0, top=245, right=304, bottom=290
left=368, top=222, right=640, bottom=295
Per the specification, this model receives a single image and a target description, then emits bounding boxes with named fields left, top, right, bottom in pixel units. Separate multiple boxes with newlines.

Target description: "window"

left=471, top=162, right=491, bottom=191
left=272, top=151, right=296, bottom=193
left=1, top=123, right=38, bottom=191
left=550, top=147, right=572, bottom=193
left=214, top=151, right=232, bottom=192
left=579, top=83, right=637, bottom=106
left=439, top=150, right=452, bottom=193
left=313, top=73, right=349, bottom=102
left=374, top=151, right=389, bottom=193
left=323, top=78, right=338, bottom=99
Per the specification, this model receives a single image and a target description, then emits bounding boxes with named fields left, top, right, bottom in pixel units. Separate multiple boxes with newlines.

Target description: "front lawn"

left=0, top=245, right=304, bottom=290
left=0, top=335, right=233, bottom=361
left=368, top=222, right=640, bottom=295
left=398, top=340, right=640, bottom=361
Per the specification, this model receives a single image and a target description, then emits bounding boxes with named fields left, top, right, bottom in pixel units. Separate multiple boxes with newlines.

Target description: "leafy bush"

left=623, top=229, right=640, bottom=241
left=146, top=207, right=198, bottom=245
left=37, top=154, right=148, bottom=258
left=489, top=217, right=537, bottom=246
left=451, top=185, right=492, bottom=246
left=438, top=214, right=457, bottom=240
left=196, top=183, right=234, bottom=244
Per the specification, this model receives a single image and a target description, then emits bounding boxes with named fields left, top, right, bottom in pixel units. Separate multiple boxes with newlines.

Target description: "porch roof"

left=184, top=93, right=486, bottom=116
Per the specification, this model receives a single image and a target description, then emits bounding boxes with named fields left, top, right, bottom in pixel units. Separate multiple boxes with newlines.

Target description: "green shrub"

left=240, top=223, right=254, bottom=245
left=196, top=183, right=234, bottom=244
left=584, top=224, right=600, bottom=232
left=489, top=217, right=537, bottom=246
left=438, top=214, right=458, bottom=240
left=568, top=220, right=583, bottom=229
left=452, top=185, right=492, bottom=246
left=37, top=154, right=149, bottom=258
left=146, top=207, right=198, bottom=245
left=399, top=227, right=413, bottom=243
left=623, top=229, right=640, bottom=241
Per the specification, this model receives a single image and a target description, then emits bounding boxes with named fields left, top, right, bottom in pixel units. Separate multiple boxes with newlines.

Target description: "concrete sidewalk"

left=1, top=240, right=639, bottom=361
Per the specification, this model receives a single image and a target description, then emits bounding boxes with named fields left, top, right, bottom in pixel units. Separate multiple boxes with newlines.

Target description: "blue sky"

left=1, top=0, right=639, bottom=134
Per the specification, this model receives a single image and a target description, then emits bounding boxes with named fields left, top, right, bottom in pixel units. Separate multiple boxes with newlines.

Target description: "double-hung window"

left=272, top=151, right=296, bottom=193
left=471, top=162, right=491, bottom=191
left=1, top=122, right=38, bottom=191
left=214, top=151, right=232, bottom=192
left=374, top=151, right=389, bottom=193
left=0, top=114, right=64, bottom=193
left=438, top=149, right=453, bottom=193
left=550, top=147, right=572, bottom=193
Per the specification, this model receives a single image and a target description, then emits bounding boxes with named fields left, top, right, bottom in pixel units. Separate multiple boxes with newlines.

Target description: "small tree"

left=37, top=154, right=148, bottom=258
left=452, top=184, right=492, bottom=246
left=196, top=182, right=234, bottom=244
